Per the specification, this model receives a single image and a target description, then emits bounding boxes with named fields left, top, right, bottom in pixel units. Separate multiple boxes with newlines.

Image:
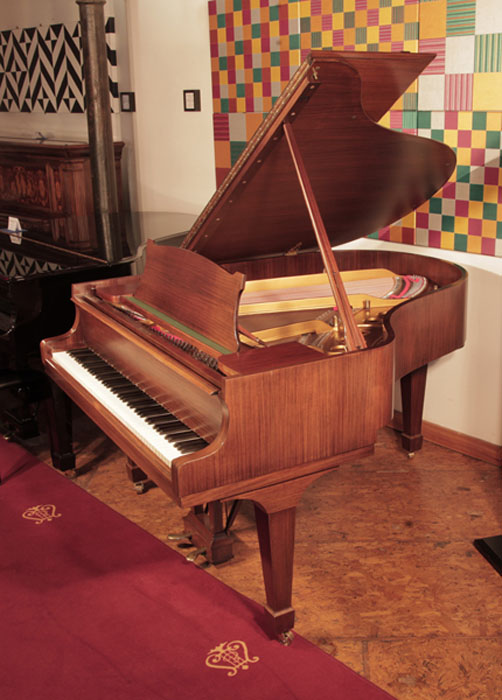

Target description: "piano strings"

left=100, top=268, right=430, bottom=363
left=107, top=301, right=220, bottom=370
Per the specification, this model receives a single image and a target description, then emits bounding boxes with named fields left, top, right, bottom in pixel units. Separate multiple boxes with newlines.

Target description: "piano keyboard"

left=51, top=348, right=208, bottom=466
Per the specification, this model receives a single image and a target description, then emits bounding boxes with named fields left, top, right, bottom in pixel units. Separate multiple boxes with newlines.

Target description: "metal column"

left=77, top=0, right=122, bottom=262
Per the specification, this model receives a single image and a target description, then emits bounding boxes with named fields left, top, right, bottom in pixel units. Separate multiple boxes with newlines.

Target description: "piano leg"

left=254, top=503, right=296, bottom=643
left=400, top=364, right=428, bottom=455
left=45, top=380, right=76, bottom=471
left=242, top=472, right=323, bottom=643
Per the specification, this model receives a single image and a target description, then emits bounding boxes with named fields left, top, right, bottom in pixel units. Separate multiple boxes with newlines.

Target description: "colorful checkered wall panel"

left=0, top=18, right=118, bottom=114
left=209, top=0, right=502, bottom=257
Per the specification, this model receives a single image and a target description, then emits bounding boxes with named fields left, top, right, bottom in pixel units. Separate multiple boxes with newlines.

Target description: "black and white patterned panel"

left=0, top=248, right=63, bottom=278
left=0, top=18, right=118, bottom=114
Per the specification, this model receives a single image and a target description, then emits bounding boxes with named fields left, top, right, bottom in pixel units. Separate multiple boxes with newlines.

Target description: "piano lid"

left=183, top=50, right=456, bottom=264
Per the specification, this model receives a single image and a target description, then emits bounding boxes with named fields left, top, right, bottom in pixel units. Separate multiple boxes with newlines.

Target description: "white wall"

left=338, top=239, right=502, bottom=447
left=122, top=0, right=216, bottom=213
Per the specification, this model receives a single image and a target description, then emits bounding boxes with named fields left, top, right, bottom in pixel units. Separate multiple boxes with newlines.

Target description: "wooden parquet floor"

left=18, top=411, right=502, bottom=700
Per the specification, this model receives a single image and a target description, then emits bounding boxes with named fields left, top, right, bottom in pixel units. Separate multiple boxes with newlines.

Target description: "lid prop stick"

left=282, top=120, right=366, bottom=351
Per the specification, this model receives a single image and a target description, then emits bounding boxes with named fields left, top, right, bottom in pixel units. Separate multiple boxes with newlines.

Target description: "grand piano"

left=41, top=51, right=467, bottom=643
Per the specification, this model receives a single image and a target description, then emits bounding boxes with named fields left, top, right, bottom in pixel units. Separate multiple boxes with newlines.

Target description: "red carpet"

left=0, top=437, right=396, bottom=700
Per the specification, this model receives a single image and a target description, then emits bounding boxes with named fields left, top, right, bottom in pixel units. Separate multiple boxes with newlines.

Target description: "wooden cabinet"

left=0, top=140, right=123, bottom=253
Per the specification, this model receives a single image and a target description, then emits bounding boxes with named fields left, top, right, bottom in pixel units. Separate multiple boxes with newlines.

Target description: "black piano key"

left=102, top=378, right=133, bottom=388
left=144, top=415, right=182, bottom=426
left=138, top=406, right=171, bottom=417
left=78, top=360, right=107, bottom=369
left=149, top=416, right=185, bottom=427
left=124, top=391, right=154, bottom=402
left=153, top=425, right=191, bottom=437
left=83, top=360, right=113, bottom=370
left=152, top=424, right=190, bottom=437
left=109, top=386, right=147, bottom=397
left=132, top=405, right=162, bottom=416
left=89, top=370, right=122, bottom=381
left=69, top=348, right=96, bottom=358
left=172, top=433, right=205, bottom=445
left=74, top=357, right=109, bottom=367
left=177, top=439, right=207, bottom=453
left=168, top=428, right=198, bottom=439
left=126, top=397, right=157, bottom=408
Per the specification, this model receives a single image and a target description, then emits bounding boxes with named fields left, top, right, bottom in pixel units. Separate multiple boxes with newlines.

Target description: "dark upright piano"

left=0, top=140, right=135, bottom=442
left=41, top=51, right=467, bottom=643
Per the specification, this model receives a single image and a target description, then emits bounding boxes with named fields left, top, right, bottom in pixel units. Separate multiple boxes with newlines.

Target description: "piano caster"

left=185, top=547, right=207, bottom=563
left=407, top=452, right=415, bottom=459
left=279, top=630, right=294, bottom=646
left=133, top=479, right=156, bottom=494
left=62, top=468, right=78, bottom=480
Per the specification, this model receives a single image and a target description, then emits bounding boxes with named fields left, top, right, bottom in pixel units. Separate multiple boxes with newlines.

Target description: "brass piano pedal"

left=185, top=547, right=207, bottom=563
left=167, top=531, right=193, bottom=542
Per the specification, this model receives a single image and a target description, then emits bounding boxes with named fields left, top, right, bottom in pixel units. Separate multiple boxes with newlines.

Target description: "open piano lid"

left=182, top=50, right=456, bottom=264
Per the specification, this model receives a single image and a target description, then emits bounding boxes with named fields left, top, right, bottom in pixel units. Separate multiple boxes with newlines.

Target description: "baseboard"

left=391, top=412, right=502, bottom=467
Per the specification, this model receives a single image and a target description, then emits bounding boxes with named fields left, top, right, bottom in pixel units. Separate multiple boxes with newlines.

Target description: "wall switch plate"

left=183, top=89, right=201, bottom=111
left=120, top=92, right=136, bottom=112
